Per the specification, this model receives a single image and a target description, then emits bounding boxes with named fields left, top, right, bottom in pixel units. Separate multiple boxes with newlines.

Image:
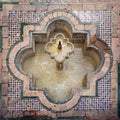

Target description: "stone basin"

left=22, top=43, right=95, bottom=102
left=45, top=33, right=74, bottom=64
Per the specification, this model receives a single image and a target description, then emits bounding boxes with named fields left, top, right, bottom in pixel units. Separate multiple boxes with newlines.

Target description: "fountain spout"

left=58, top=41, right=62, bottom=50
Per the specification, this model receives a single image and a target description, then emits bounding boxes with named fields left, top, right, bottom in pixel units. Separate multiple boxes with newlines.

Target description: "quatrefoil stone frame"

left=7, top=10, right=112, bottom=112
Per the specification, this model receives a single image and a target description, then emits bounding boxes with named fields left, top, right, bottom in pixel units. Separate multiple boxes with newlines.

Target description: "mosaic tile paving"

left=73, top=10, right=112, bottom=47
left=74, top=72, right=111, bottom=110
left=8, top=79, right=44, bottom=112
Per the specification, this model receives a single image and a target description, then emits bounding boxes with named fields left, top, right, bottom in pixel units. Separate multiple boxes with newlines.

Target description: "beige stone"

left=2, top=73, right=9, bottom=83
left=2, top=27, right=8, bottom=38
left=112, top=38, right=119, bottom=59
left=0, top=11, right=2, bottom=26
left=2, top=96, right=8, bottom=108
left=19, top=0, right=30, bottom=4
left=47, top=13, right=53, bottom=20
left=112, top=13, right=118, bottom=25
left=72, top=5, right=83, bottom=11
left=52, top=12, right=58, bottom=18
left=2, top=107, right=8, bottom=117
left=83, top=4, right=95, bottom=11
left=96, top=4, right=107, bottom=10
left=2, top=84, right=8, bottom=95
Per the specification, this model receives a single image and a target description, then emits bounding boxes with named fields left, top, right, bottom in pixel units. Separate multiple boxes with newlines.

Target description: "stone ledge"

left=47, top=13, right=54, bottom=20
left=0, top=11, right=2, bottom=26
left=2, top=27, right=8, bottom=38
left=83, top=4, right=95, bottom=11
left=1, top=107, right=8, bottom=117
left=1, top=96, right=8, bottom=108
left=95, top=4, right=107, bottom=10
left=2, top=84, right=8, bottom=96
left=1, top=72, right=9, bottom=83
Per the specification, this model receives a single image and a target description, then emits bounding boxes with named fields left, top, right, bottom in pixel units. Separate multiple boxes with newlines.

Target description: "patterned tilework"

left=8, top=11, right=21, bottom=46
left=74, top=72, right=111, bottom=111
left=8, top=79, right=21, bottom=99
left=8, top=10, right=42, bottom=46
left=8, top=79, right=43, bottom=112
left=98, top=11, right=112, bottom=47
left=7, top=10, right=112, bottom=112
left=73, top=10, right=99, bottom=23
left=73, top=10, right=112, bottom=111
left=9, top=10, right=42, bottom=23
left=73, top=10, right=112, bottom=47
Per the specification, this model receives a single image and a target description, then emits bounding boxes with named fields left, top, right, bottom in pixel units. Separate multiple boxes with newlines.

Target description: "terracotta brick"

left=58, top=11, right=62, bottom=16
left=47, top=13, right=53, bottom=20
left=52, top=12, right=58, bottom=18
left=43, top=16, right=49, bottom=23
left=71, top=17, right=78, bottom=25
left=62, top=12, right=68, bottom=17
left=40, top=21, right=46, bottom=28
left=67, top=14, right=73, bottom=20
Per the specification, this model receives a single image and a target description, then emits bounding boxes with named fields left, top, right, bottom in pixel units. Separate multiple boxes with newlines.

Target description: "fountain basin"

left=45, top=33, right=74, bottom=64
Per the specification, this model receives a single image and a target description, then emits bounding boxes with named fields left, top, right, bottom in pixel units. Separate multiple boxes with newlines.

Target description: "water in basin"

left=22, top=43, right=94, bottom=102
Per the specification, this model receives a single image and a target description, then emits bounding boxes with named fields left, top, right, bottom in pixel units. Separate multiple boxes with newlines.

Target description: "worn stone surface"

left=2, top=27, right=8, bottom=38
left=2, top=84, right=8, bottom=96
left=95, top=4, right=107, bottom=10
left=83, top=4, right=95, bottom=11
